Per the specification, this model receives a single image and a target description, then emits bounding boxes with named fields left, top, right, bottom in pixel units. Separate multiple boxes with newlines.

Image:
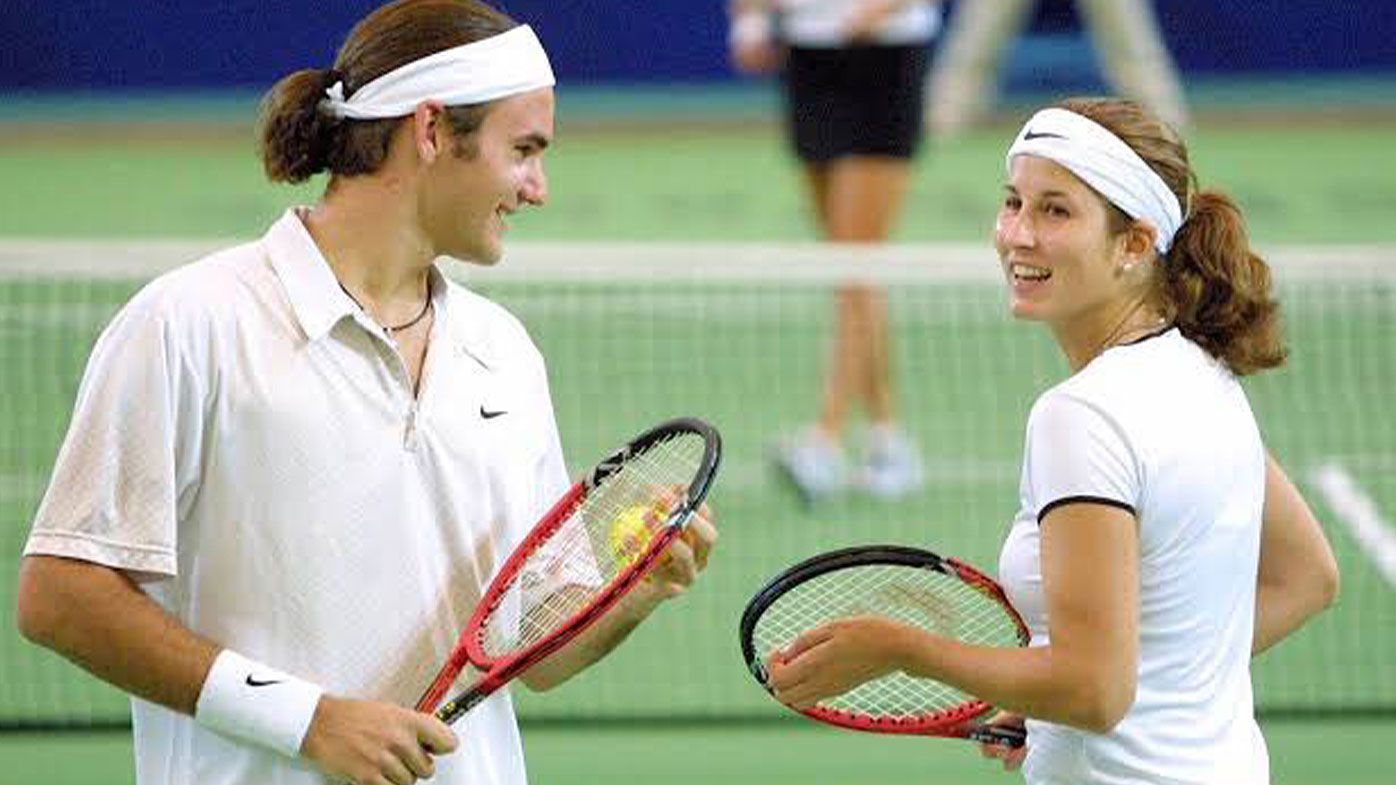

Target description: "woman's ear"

left=1119, top=222, right=1159, bottom=275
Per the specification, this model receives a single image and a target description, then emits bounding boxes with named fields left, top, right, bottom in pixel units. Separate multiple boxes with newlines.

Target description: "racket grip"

left=435, top=685, right=489, bottom=725
left=966, top=724, right=1027, bottom=748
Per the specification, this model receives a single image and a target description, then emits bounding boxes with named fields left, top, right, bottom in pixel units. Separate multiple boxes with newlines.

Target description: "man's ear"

left=411, top=101, right=448, bottom=163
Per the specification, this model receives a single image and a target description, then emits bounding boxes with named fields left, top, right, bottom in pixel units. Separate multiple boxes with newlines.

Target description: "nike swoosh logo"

left=245, top=675, right=284, bottom=687
left=480, top=406, right=508, bottom=420
left=1023, top=129, right=1065, bottom=141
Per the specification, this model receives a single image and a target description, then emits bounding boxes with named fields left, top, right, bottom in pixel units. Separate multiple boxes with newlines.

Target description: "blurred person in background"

left=15, top=2, right=714, bottom=784
left=764, top=96, right=1337, bottom=783
left=729, top=0, right=942, bottom=504
left=927, top=0, right=1189, bottom=137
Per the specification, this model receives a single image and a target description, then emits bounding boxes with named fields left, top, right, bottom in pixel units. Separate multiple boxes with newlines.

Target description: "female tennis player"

left=729, top=0, right=941, bottom=501
left=765, top=97, right=1339, bottom=783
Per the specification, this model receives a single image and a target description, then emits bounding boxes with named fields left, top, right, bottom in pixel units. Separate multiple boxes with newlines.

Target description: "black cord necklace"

left=338, top=281, right=432, bottom=334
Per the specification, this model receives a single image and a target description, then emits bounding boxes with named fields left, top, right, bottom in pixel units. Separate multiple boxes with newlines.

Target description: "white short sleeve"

left=1024, top=391, right=1140, bottom=523
left=24, top=295, right=204, bottom=577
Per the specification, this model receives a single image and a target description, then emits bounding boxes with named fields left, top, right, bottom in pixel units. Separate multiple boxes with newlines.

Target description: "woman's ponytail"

left=1164, top=191, right=1286, bottom=376
left=1056, top=97, right=1288, bottom=377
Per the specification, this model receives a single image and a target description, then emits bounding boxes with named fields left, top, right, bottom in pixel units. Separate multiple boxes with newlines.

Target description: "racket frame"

left=739, top=544, right=1029, bottom=745
left=422, top=417, right=722, bottom=724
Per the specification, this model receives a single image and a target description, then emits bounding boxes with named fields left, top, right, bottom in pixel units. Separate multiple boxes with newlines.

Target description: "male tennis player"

left=16, top=2, right=715, bottom=784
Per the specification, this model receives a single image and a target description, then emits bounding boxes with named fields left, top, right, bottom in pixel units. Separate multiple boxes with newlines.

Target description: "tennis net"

left=1, top=240, right=1392, bottom=727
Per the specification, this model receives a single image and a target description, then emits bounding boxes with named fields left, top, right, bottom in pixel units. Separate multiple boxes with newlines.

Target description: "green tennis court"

left=3, top=720, right=1392, bottom=785
left=1, top=89, right=1393, bottom=783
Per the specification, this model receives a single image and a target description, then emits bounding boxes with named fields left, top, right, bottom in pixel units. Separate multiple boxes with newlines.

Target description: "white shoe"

left=772, top=429, right=847, bottom=505
left=855, top=426, right=923, bottom=499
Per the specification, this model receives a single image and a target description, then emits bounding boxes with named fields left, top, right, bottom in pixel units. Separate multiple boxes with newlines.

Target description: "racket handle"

left=435, top=685, right=489, bottom=725
left=966, top=724, right=1026, bottom=748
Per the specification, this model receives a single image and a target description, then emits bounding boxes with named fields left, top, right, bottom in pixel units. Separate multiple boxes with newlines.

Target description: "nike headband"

left=320, top=25, right=555, bottom=120
left=1006, top=107, right=1183, bottom=255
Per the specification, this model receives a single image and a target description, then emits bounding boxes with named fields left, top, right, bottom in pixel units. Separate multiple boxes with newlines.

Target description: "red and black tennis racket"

left=417, top=417, right=721, bottom=724
left=739, top=545, right=1029, bottom=747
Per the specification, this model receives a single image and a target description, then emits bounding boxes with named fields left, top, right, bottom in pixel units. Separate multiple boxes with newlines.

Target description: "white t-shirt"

left=998, top=329, right=1269, bottom=785
left=25, top=209, right=570, bottom=785
left=776, top=0, right=941, bottom=47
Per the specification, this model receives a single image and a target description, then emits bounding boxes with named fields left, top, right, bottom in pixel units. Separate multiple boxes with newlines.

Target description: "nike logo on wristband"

left=480, top=406, right=508, bottom=419
left=1023, top=129, right=1066, bottom=141
left=245, top=675, right=284, bottom=687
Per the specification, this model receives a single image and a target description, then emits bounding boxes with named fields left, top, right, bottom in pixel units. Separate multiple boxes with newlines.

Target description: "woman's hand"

left=765, top=616, right=912, bottom=709
left=977, top=711, right=1027, bottom=772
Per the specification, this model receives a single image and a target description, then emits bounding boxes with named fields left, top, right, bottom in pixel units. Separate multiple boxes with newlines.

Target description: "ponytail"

left=257, top=69, right=340, bottom=184
left=1052, top=97, right=1288, bottom=377
left=1163, top=191, right=1286, bottom=376
left=254, top=1, right=519, bottom=186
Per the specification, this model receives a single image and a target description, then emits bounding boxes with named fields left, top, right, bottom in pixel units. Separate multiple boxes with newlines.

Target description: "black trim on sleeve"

left=1037, top=495, right=1136, bottom=525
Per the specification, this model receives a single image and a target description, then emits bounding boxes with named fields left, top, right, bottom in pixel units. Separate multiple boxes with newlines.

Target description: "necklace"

left=338, top=281, right=433, bottom=334
left=1099, top=313, right=1169, bottom=355
left=1088, top=299, right=1170, bottom=365
left=1112, top=318, right=1170, bottom=347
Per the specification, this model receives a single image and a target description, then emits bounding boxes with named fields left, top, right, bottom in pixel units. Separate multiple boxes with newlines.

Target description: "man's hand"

left=641, top=501, right=717, bottom=601
left=516, top=494, right=718, bottom=693
left=301, top=696, right=458, bottom=785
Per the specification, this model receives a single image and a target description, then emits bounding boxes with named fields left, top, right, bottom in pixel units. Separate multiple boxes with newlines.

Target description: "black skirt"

left=783, top=44, right=931, bottom=163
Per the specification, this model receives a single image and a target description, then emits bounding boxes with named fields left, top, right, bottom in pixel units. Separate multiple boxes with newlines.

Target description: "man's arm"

left=16, top=555, right=456, bottom=784
left=519, top=510, right=717, bottom=691
left=17, top=555, right=217, bottom=712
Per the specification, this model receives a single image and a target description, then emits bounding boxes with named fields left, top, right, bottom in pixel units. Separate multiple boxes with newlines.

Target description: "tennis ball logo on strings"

left=607, top=504, right=664, bottom=566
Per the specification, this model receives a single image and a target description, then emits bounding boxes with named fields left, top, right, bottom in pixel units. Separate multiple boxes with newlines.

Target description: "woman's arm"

left=1253, top=453, right=1339, bottom=655
left=905, top=502, right=1139, bottom=732
left=769, top=502, right=1140, bottom=733
left=728, top=0, right=781, bottom=74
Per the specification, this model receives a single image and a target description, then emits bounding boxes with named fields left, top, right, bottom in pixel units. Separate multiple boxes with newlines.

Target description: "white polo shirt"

left=25, top=209, right=570, bottom=785
left=998, top=329, right=1269, bottom=785
left=776, top=0, right=941, bottom=47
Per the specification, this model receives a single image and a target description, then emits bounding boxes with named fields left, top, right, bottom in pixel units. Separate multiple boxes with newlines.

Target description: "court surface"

left=1, top=95, right=1392, bottom=783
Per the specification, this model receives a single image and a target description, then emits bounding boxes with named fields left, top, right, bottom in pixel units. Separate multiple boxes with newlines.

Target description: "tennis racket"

left=417, top=417, right=722, bottom=724
left=739, top=545, right=1029, bottom=747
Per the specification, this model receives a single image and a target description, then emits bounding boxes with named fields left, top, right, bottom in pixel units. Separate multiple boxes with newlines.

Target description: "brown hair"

left=257, top=0, right=517, bottom=184
left=1057, top=97, right=1286, bottom=376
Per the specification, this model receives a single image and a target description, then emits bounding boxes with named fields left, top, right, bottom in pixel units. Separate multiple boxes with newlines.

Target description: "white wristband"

left=195, top=650, right=325, bottom=758
left=730, top=12, right=773, bottom=47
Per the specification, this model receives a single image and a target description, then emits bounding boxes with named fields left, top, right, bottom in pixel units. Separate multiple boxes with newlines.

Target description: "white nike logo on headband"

left=1007, top=108, right=1182, bottom=255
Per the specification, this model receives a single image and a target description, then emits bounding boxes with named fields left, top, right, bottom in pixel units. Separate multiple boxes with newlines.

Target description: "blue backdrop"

left=3, top=1, right=1394, bottom=90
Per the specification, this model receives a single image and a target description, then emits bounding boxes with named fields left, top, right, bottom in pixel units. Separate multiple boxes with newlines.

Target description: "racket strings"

left=481, top=432, right=707, bottom=658
left=753, top=564, right=1023, bottom=718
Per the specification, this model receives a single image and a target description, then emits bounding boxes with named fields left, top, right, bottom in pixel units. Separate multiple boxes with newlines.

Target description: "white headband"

left=1006, top=108, right=1183, bottom=254
left=321, top=25, right=555, bottom=120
